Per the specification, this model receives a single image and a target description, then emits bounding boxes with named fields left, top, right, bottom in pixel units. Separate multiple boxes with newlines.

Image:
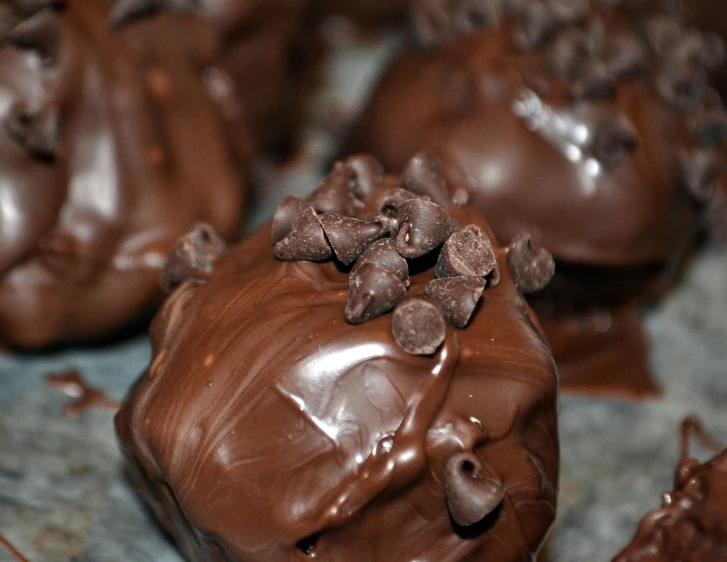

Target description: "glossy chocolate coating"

left=115, top=171, right=559, bottom=561
left=614, top=420, right=727, bottom=561
left=352, top=1, right=726, bottom=396
left=0, top=0, right=280, bottom=348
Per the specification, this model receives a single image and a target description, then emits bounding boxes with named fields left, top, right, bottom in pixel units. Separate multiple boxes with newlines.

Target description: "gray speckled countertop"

left=1, top=31, right=727, bottom=562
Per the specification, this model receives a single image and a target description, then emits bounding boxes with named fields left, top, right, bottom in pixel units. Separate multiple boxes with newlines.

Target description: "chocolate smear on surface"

left=444, top=452, right=505, bottom=527
left=426, top=276, right=486, bottom=329
left=46, top=371, right=119, bottom=418
left=345, top=263, right=407, bottom=324
left=274, top=208, right=332, bottom=262
left=391, top=298, right=447, bottom=355
left=160, top=224, right=227, bottom=293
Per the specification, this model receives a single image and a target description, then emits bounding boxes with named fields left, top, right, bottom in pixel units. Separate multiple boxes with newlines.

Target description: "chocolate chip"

left=591, top=116, right=639, bottom=170
left=319, top=214, right=389, bottom=266
left=692, top=106, right=727, bottom=148
left=376, top=187, right=420, bottom=218
left=351, top=239, right=409, bottom=287
left=271, top=196, right=307, bottom=243
left=274, top=208, right=332, bottom=261
left=672, top=31, right=726, bottom=72
left=507, top=233, right=555, bottom=294
left=345, top=263, right=407, bottom=324
left=160, top=224, right=226, bottom=293
left=360, top=212, right=399, bottom=238
left=680, top=149, right=724, bottom=204
left=340, top=154, right=385, bottom=199
left=547, top=29, right=592, bottom=81
left=603, top=31, right=647, bottom=78
left=307, top=165, right=357, bottom=216
left=435, top=225, right=496, bottom=279
left=512, top=1, right=557, bottom=50
left=656, top=66, right=706, bottom=110
left=547, top=0, right=588, bottom=26
left=444, top=452, right=504, bottom=527
left=391, top=298, right=446, bottom=355
left=426, top=276, right=485, bottom=329
left=643, top=15, right=683, bottom=60
left=401, top=149, right=451, bottom=206
left=570, top=61, right=616, bottom=102
left=396, top=199, right=458, bottom=259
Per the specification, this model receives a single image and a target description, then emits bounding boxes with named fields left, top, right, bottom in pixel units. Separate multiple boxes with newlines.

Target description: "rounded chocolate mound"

left=116, top=154, right=559, bottom=561
left=351, top=0, right=727, bottom=397
left=0, top=0, right=273, bottom=348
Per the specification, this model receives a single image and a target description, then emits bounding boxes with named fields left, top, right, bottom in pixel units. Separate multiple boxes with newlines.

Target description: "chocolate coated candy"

left=271, top=196, right=307, bottom=243
left=391, top=298, right=446, bottom=355
left=435, top=225, right=496, bottom=278
left=274, top=208, right=332, bottom=262
left=351, top=238, right=409, bottom=286
left=401, top=149, right=451, bottom=206
left=444, top=452, right=504, bottom=527
left=319, top=214, right=389, bottom=266
left=345, top=263, right=407, bottom=324
left=160, top=224, right=227, bottom=293
left=426, top=276, right=485, bottom=329
left=396, top=199, right=458, bottom=259
left=507, top=233, right=555, bottom=294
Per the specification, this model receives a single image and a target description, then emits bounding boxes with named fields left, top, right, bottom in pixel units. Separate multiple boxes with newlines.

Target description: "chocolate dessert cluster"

left=116, top=153, right=560, bottom=562
left=352, top=0, right=727, bottom=397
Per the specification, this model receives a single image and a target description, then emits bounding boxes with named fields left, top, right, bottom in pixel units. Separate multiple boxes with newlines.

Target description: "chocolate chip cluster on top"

left=270, top=152, right=554, bottom=355
left=118, top=152, right=560, bottom=562
left=352, top=0, right=727, bottom=398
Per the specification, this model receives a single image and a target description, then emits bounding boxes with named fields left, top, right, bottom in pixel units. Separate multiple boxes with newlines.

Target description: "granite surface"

left=1, top=28, right=727, bottom=562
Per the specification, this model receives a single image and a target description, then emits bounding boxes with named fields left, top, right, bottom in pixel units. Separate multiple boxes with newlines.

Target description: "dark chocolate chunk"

left=360, top=212, right=399, bottom=239
left=7, top=7, right=60, bottom=66
left=391, top=298, right=446, bottom=355
left=547, top=29, right=592, bottom=81
left=271, top=197, right=307, bottom=244
left=591, top=116, right=639, bottom=170
left=570, top=61, right=616, bottom=102
left=444, top=452, right=504, bottom=527
left=680, top=149, right=724, bottom=203
left=656, top=66, right=706, bottom=110
left=603, top=31, right=647, bottom=78
left=319, top=214, right=389, bottom=266
left=160, top=224, right=227, bottom=293
left=512, top=1, right=557, bottom=50
left=672, top=31, right=726, bottom=72
left=376, top=187, right=420, bottom=218
left=426, top=276, right=485, bottom=329
left=307, top=165, right=358, bottom=216
left=351, top=238, right=409, bottom=287
left=345, top=263, right=407, bottom=324
left=5, top=102, right=60, bottom=159
left=507, top=233, right=555, bottom=294
left=435, top=225, right=496, bottom=279
left=396, top=199, right=458, bottom=259
left=340, top=154, right=385, bottom=199
left=274, top=208, right=332, bottom=262
left=643, top=15, right=684, bottom=60
left=401, top=149, right=451, bottom=206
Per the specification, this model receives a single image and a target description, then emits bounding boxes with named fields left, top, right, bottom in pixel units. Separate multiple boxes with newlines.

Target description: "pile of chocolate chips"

left=271, top=152, right=555, bottom=355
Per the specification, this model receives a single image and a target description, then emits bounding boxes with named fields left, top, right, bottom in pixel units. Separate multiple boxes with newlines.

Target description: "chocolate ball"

left=352, top=0, right=727, bottom=397
left=116, top=155, right=559, bottom=562
left=0, top=0, right=300, bottom=348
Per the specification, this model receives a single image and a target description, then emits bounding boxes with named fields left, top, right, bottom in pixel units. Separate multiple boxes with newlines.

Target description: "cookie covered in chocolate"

left=0, top=0, right=299, bottom=347
left=614, top=418, right=727, bottom=562
left=116, top=154, right=559, bottom=562
left=352, top=0, right=727, bottom=397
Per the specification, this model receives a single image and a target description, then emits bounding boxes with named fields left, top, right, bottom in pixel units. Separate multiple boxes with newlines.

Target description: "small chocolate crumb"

left=444, top=452, right=504, bottom=527
left=340, top=154, right=385, bottom=199
left=319, top=214, right=389, bottom=266
left=160, top=224, right=226, bottom=293
left=591, top=116, right=639, bottom=170
left=396, top=198, right=458, bottom=259
left=507, top=233, right=555, bottom=294
left=376, top=187, right=421, bottom=218
left=274, top=208, right=332, bottom=262
left=345, top=263, right=407, bottom=324
left=680, top=149, right=724, bottom=203
left=401, top=149, right=451, bottom=206
left=351, top=238, right=409, bottom=286
left=426, top=276, right=485, bottom=329
left=435, top=224, right=496, bottom=278
left=272, top=196, right=307, bottom=243
left=391, top=298, right=447, bottom=355
left=307, top=165, right=357, bottom=216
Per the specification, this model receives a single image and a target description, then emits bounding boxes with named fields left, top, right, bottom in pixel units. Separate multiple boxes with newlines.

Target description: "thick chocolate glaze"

left=115, top=162, right=559, bottom=561
left=0, top=1, right=260, bottom=347
left=614, top=419, right=727, bottom=561
left=351, top=0, right=726, bottom=396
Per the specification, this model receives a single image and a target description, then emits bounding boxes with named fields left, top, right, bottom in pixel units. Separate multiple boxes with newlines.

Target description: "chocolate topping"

left=160, top=224, right=227, bottom=293
left=271, top=196, right=308, bottom=244
left=346, top=263, right=407, bottom=324
left=401, top=149, right=451, bottom=206
left=319, top=214, right=390, bottom=265
left=435, top=224, right=496, bottom=279
left=340, top=154, right=386, bottom=199
left=507, top=233, right=556, bottom=294
left=274, top=208, right=333, bottom=262
left=116, top=156, right=559, bottom=562
left=375, top=187, right=420, bottom=217
left=426, top=276, right=486, bottom=329
left=308, top=165, right=359, bottom=216
left=396, top=198, right=458, bottom=259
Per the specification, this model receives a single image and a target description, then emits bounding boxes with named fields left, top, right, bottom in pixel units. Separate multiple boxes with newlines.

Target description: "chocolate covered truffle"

left=116, top=154, right=559, bottom=561
left=0, top=0, right=262, bottom=348
left=614, top=418, right=727, bottom=561
left=352, top=0, right=727, bottom=397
